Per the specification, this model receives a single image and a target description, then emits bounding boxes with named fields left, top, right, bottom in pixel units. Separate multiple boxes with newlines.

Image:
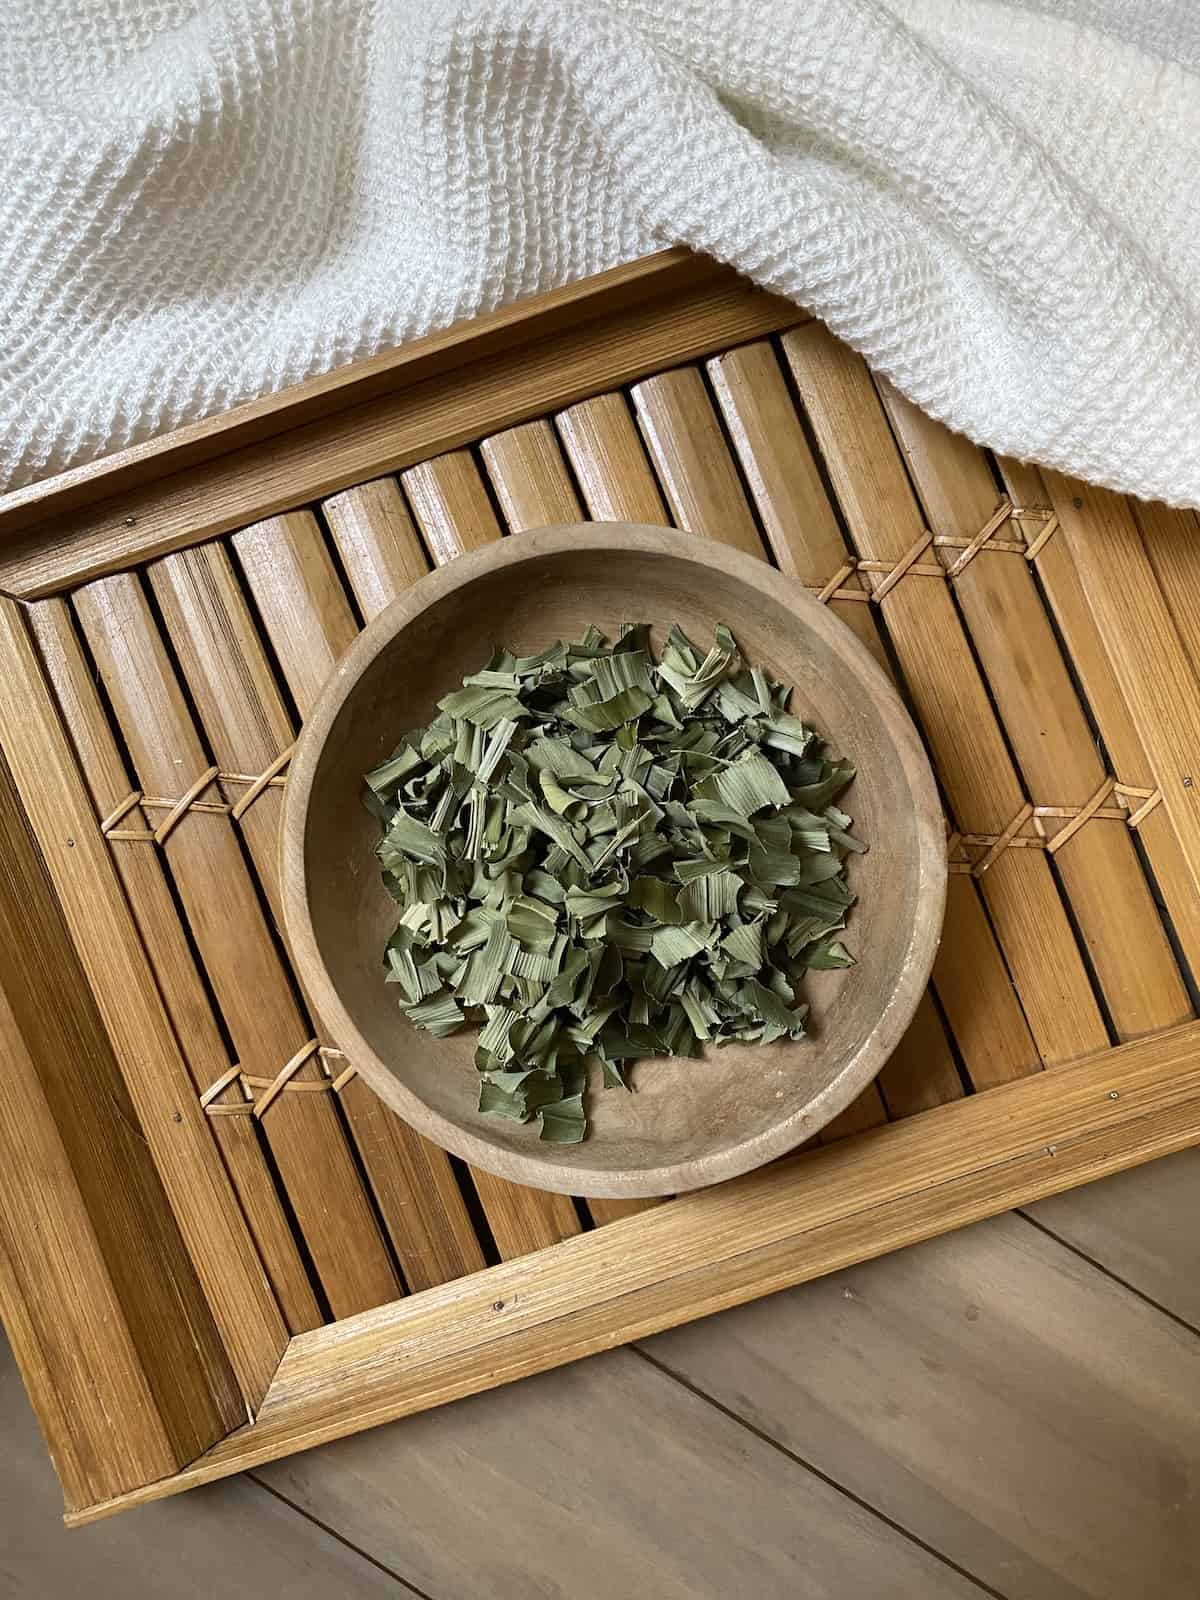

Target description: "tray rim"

left=63, top=1019, right=1200, bottom=1524
left=2, top=248, right=1200, bottom=1527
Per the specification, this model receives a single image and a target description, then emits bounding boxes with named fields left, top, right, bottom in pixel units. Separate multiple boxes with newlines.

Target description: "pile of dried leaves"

left=365, top=623, right=863, bottom=1143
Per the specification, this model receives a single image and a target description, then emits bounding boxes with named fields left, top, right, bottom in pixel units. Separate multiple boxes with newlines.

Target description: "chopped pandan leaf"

left=459, top=922, right=518, bottom=1006
left=790, top=756, right=857, bottom=810
left=477, top=1073, right=534, bottom=1120
left=378, top=812, right=446, bottom=871
left=366, top=621, right=865, bottom=1139
left=564, top=685, right=655, bottom=732
left=564, top=881, right=625, bottom=922
left=676, top=869, right=741, bottom=922
left=525, top=736, right=602, bottom=782
left=607, top=918, right=655, bottom=954
left=694, top=752, right=791, bottom=817
left=481, top=1002, right=521, bottom=1048
left=403, top=990, right=466, bottom=1037
left=438, top=684, right=529, bottom=729
left=759, top=710, right=815, bottom=759
left=601, top=1058, right=632, bottom=1090
left=591, top=648, right=655, bottom=699
left=721, top=920, right=764, bottom=971
left=628, top=875, right=684, bottom=924
left=510, top=800, right=593, bottom=871
left=803, top=938, right=857, bottom=970
left=365, top=744, right=426, bottom=799
left=539, top=1093, right=586, bottom=1143
left=650, top=922, right=715, bottom=967
left=505, top=894, right=560, bottom=952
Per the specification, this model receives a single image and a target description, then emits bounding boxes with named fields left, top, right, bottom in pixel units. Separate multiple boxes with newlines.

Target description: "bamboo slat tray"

left=5, top=250, right=1200, bottom=1527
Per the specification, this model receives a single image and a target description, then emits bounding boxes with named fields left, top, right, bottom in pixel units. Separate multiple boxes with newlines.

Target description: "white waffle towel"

left=4, top=1, right=1200, bottom=503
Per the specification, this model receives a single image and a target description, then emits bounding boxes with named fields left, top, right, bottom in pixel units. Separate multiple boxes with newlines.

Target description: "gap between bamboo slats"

left=0, top=596, right=287, bottom=1417
left=783, top=325, right=1109, bottom=1068
left=1040, top=475, right=1200, bottom=903
left=705, top=341, right=1037, bottom=1096
left=623, top=365, right=900, bottom=1135
left=71, top=575, right=401, bottom=1320
left=260, top=495, right=581, bottom=1261
left=27, top=599, right=323, bottom=1336
left=877, top=386, right=1191, bottom=1040
left=147, top=535, right=486, bottom=1294
left=1121, top=494, right=1200, bottom=942
left=996, top=458, right=1200, bottom=980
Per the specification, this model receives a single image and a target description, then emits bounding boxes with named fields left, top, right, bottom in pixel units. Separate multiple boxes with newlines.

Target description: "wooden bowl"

left=282, top=524, right=945, bottom=1197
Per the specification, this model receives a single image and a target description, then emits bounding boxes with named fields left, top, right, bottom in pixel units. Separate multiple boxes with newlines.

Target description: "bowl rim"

left=281, top=522, right=947, bottom=1196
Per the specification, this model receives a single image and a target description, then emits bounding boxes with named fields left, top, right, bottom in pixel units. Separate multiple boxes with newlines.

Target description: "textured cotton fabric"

left=4, top=1, right=1200, bottom=504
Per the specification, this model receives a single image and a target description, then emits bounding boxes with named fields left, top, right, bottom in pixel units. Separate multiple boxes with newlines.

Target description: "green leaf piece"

left=366, top=622, right=865, bottom=1140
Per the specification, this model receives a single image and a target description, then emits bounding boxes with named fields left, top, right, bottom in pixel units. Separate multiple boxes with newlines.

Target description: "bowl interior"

left=292, top=530, right=943, bottom=1196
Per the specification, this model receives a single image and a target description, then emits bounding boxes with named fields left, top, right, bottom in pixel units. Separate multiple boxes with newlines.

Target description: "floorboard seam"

left=1016, top=1209, right=1200, bottom=1340
left=631, top=1344, right=1011, bottom=1600
left=247, top=1471, right=439, bottom=1600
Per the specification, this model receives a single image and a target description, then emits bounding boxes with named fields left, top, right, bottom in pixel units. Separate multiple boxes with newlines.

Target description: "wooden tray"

left=4, top=249, right=1200, bottom=1526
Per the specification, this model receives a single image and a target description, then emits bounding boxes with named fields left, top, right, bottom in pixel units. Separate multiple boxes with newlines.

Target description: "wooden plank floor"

left=5, top=1154, right=1200, bottom=1598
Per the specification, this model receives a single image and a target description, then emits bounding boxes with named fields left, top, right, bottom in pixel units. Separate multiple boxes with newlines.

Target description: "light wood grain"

left=258, top=1346, right=983, bottom=1600
left=1133, top=500, right=1200, bottom=685
left=0, top=880, right=191, bottom=1506
left=0, top=270, right=808, bottom=599
left=230, top=510, right=360, bottom=713
left=881, top=385, right=1190, bottom=1041
left=150, top=533, right=333, bottom=932
left=0, top=1338, right=409, bottom=1599
left=1041, top=474, right=1200, bottom=903
left=27, top=597, right=322, bottom=1336
left=649, top=1210, right=1200, bottom=1600
left=631, top=366, right=768, bottom=559
left=152, top=529, right=486, bottom=1294
left=1027, top=1146, right=1200, bottom=1328
left=816, top=1087, right=889, bottom=1141
left=480, top=418, right=583, bottom=529
left=67, top=1018, right=1200, bottom=1522
left=464, top=1169, right=582, bottom=1260
left=872, top=995, right=965, bottom=1118
left=709, top=338, right=1026, bottom=1098
left=400, top=451, right=502, bottom=565
left=783, top=323, right=1107, bottom=1068
left=707, top=342, right=890, bottom=665
left=556, top=393, right=670, bottom=525
left=0, top=596, right=285, bottom=1427
left=236, top=512, right=579, bottom=1260
left=995, top=457, right=1200, bottom=980
left=72, top=574, right=401, bottom=1321
left=322, top=477, right=427, bottom=620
